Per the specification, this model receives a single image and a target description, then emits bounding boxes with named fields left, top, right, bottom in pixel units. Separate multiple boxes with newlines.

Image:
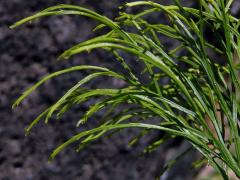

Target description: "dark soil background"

left=1, top=0, right=239, bottom=180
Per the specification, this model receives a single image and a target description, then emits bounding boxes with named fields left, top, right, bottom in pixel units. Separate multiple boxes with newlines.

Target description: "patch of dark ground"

left=1, top=1, right=239, bottom=180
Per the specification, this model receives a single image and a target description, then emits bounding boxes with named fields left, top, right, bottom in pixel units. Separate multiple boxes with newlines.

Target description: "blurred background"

left=1, top=0, right=239, bottom=180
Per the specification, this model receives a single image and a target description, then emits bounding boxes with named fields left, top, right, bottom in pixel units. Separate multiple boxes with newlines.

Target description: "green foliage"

left=11, top=0, right=240, bottom=179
